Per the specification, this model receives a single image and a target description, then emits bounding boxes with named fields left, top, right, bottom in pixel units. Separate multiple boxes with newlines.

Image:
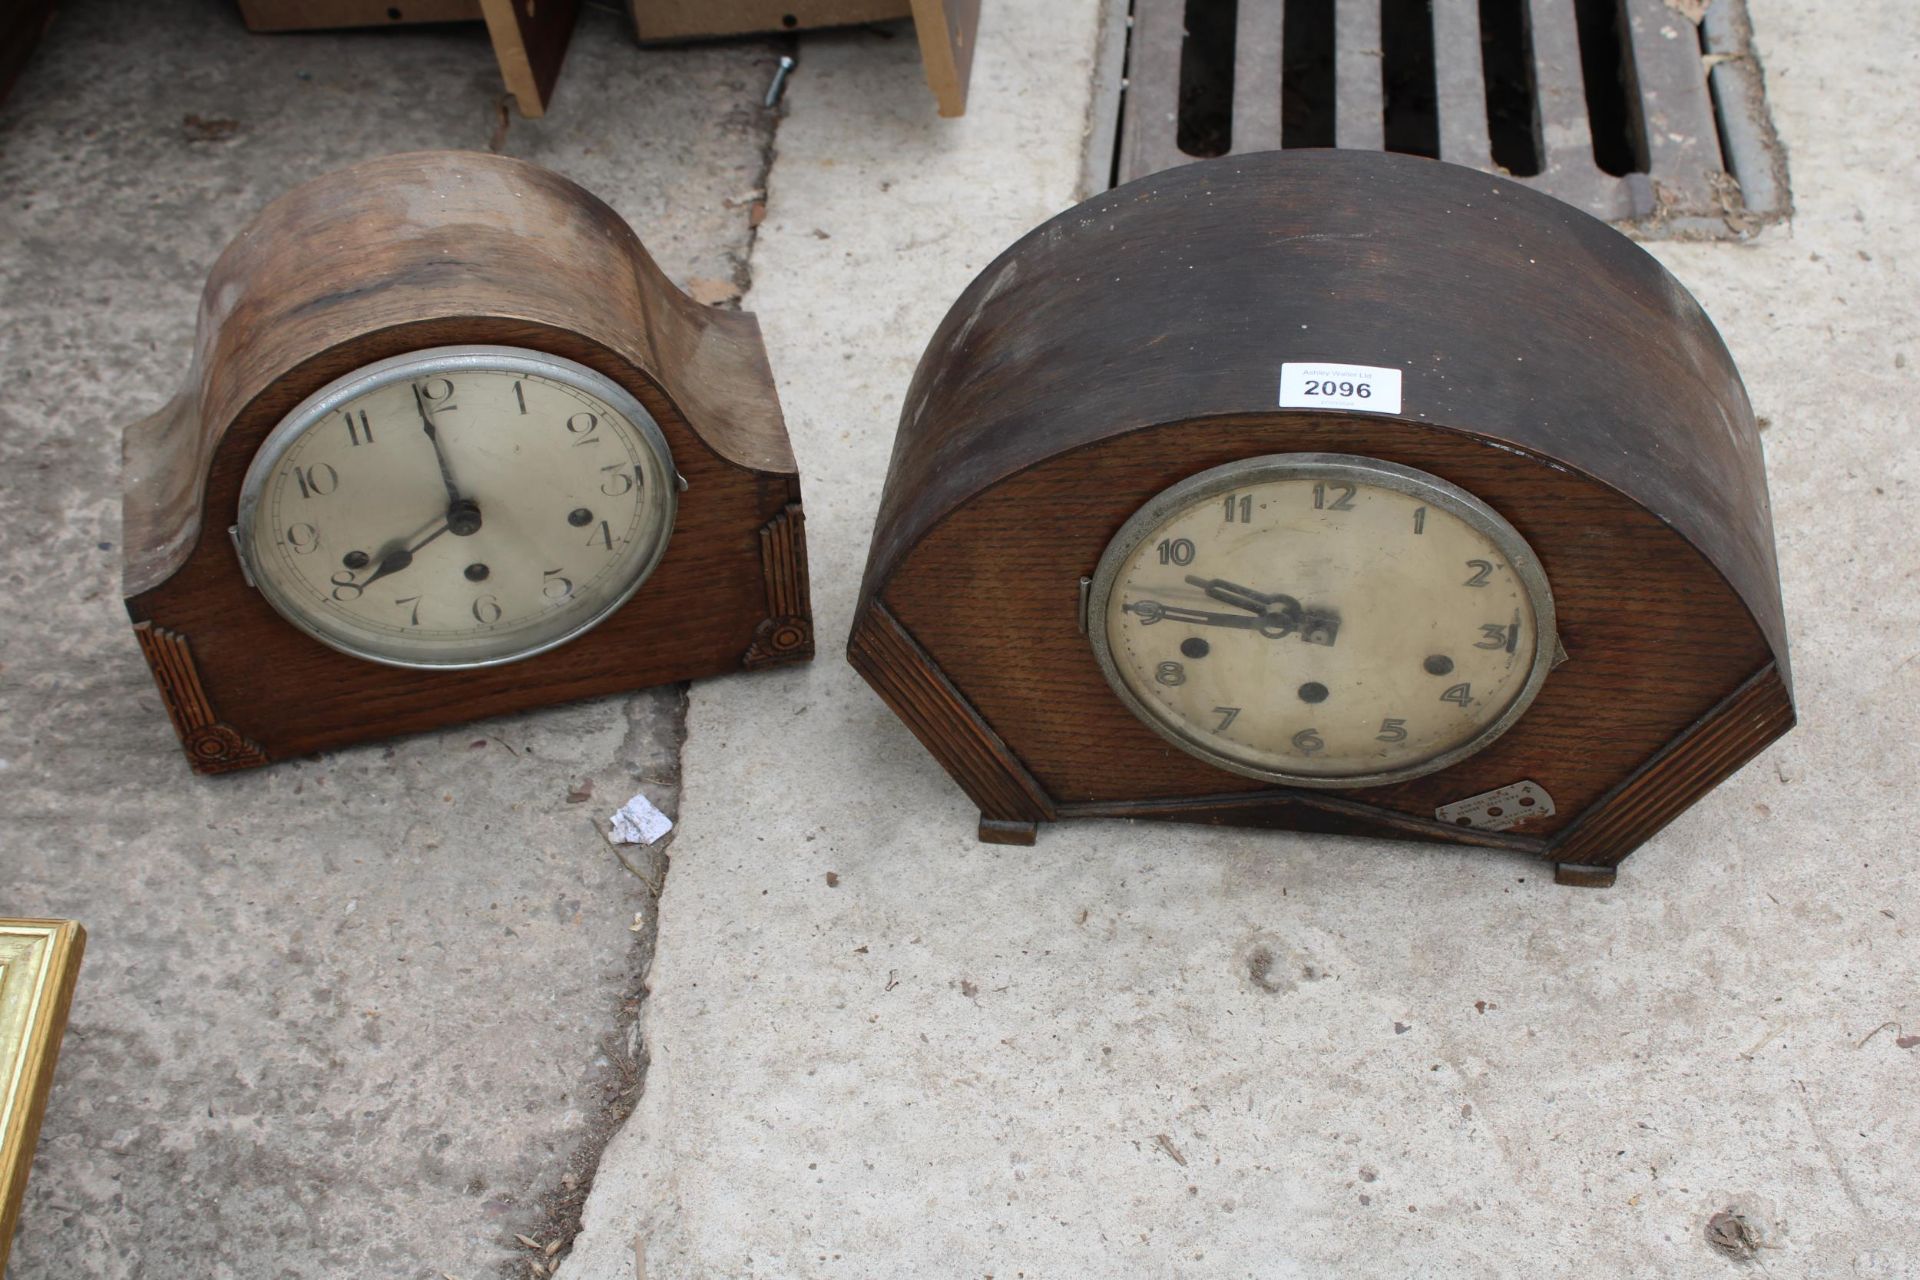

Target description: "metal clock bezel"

left=1085, top=452, right=1558, bottom=790
left=234, top=344, right=678, bottom=672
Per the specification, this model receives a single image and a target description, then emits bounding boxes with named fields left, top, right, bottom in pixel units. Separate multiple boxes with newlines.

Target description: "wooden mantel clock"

left=124, top=151, right=811, bottom=772
left=850, top=150, right=1793, bottom=888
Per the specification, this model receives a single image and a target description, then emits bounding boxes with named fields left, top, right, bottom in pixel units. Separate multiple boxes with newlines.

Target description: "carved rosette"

left=742, top=503, right=814, bottom=669
left=132, top=622, right=269, bottom=774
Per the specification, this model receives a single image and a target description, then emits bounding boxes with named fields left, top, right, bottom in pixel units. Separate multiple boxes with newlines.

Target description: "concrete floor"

left=0, top=3, right=779, bottom=1276
left=4, top=0, right=1918, bottom=1277
left=561, top=1, right=1920, bottom=1277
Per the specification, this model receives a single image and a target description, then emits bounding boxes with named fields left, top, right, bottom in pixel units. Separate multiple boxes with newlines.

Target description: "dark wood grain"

left=884, top=417, right=1769, bottom=826
left=743, top=502, right=814, bottom=668
left=123, top=152, right=810, bottom=771
left=847, top=601, right=1054, bottom=826
left=131, top=623, right=269, bottom=773
left=866, top=150, right=1788, bottom=677
left=852, top=150, right=1792, bottom=881
left=1550, top=662, right=1794, bottom=870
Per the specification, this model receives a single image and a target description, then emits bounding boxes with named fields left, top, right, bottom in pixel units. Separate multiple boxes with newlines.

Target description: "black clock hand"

left=357, top=518, right=453, bottom=589
left=1184, top=575, right=1302, bottom=619
left=414, top=383, right=482, bottom=536
left=1183, top=574, right=1270, bottom=609
left=1125, top=599, right=1297, bottom=638
left=1127, top=600, right=1257, bottom=627
left=413, top=383, right=461, bottom=503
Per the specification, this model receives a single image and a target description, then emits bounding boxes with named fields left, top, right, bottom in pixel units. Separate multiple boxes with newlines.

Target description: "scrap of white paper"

left=610, top=792, right=674, bottom=846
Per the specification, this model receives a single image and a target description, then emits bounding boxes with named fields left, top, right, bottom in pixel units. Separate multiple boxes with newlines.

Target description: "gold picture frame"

left=1, top=919, right=85, bottom=1272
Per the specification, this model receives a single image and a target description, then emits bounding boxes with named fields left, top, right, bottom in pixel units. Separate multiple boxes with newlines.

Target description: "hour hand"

left=1125, top=599, right=1290, bottom=636
left=357, top=547, right=414, bottom=590
left=354, top=517, right=452, bottom=589
left=1184, top=574, right=1296, bottom=615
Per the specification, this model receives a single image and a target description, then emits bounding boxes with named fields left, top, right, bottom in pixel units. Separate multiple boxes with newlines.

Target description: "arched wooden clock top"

left=867, top=150, right=1784, bottom=680
left=126, top=151, right=792, bottom=600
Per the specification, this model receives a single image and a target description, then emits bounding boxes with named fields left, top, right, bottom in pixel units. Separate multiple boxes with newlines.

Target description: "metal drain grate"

left=1102, top=0, right=1788, bottom=236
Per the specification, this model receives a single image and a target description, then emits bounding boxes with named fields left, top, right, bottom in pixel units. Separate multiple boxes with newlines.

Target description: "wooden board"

left=478, top=0, right=579, bottom=117
left=851, top=149, right=1793, bottom=883
left=236, top=0, right=482, bottom=30
left=0, top=920, right=85, bottom=1274
left=122, top=152, right=811, bottom=771
left=631, top=0, right=909, bottom=41
left=909, top=0, right=977, bottom=117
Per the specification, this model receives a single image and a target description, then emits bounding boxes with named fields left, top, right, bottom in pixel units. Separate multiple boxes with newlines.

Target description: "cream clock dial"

left=1088, top=454, right=1556, bottom=788
left=235, top=346, right=678, bottom=670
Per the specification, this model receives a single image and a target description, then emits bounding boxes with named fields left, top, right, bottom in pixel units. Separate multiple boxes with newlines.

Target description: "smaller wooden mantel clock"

left=124, top=151, right=812, bottom=772
left=850, top=150, right=1794, bottom=888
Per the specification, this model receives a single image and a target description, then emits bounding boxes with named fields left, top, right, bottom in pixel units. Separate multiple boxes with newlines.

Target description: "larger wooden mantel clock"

left=850, top=150, right=1794, bottom=888
left=124, top=152, right=812, bottom=772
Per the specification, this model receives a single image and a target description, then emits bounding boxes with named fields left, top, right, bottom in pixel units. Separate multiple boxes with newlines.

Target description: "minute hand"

left=414, top=384, right=482, bottom=535
left=413, top=383, right=464, bottom=505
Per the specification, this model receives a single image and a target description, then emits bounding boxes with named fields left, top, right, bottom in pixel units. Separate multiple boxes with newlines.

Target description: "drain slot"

left=1176, top=0, right=1237, bottom=157
left=1572, top=0, right=1648, bottom=176
left=1478, top=0, right=1543, bottom=176
left=1280, top=0, right=1336, bottom=148
left=1381, top=0, right=1440, bottom=158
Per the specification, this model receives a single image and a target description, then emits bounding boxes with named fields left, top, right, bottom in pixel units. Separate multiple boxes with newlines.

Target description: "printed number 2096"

left=1302, top=380, right=1371, bottom=398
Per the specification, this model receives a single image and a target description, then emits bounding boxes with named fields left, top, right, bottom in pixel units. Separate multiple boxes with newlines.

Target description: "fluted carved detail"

left=847, top=601, right=1054, bottom=824
left=1550, top=664, right=1794, bottom=869
left=133, top=622, right=269, bottom=774
left=743, top=503, right=814, bottom=669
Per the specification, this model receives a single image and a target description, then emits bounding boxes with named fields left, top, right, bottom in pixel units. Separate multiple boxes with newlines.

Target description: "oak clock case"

left=123, top=151, right=813, bottom=773
left=849, top=150, right=1794, bottom=888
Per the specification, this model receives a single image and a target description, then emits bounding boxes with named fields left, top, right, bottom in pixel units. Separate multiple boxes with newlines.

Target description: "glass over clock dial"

left=235, top=346, right=678, bottom=670
left=1087, top=454, right=1556, bottom=788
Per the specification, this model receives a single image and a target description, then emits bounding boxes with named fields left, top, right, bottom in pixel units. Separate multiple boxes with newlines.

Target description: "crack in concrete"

left=508, top=51, right=789, bottom=1258
left=732, top=38, right=797, bottom=298
left=509, top=691, right=685, bottom=1277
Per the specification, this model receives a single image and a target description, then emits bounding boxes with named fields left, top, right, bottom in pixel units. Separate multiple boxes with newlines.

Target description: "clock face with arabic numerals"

left=236, top=346, right=677, bottom=670
left=1087, top=454, right=1557, bottom=788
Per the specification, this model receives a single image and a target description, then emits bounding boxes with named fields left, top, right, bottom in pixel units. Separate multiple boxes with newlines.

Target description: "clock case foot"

left=978, top=816, right=1038, bottom=845
left=122, top=153, right=814, bottom=772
